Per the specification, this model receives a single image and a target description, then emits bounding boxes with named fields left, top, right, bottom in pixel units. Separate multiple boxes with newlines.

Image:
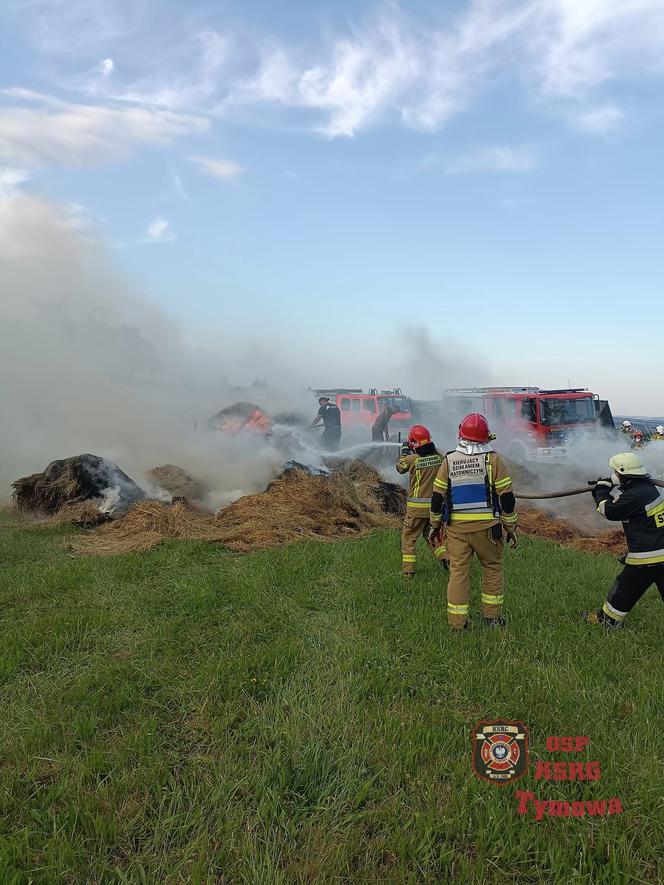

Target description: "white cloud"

left=10, top=1, right=664, bottom=142
left=527, top=0, right=664, bottom=98
left=0, top=167, right=30, bottom=199
left=99, top=58, right=114, bottom=78
left=423, top=144, right=539, bottom=175
left=0, top=91, right=209, bottom=168
left=570, top=104, right=625, bottom=134
left=214, top=1, right=664, bottom=137
left=146, top=217, right=172, bottom=242
left=191, top=156, right=244, bottom=179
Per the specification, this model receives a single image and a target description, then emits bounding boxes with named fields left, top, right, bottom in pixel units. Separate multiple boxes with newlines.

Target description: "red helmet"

left=459, top=413, right=490, bottom=443
left=408, top=424, right=432, bottom=449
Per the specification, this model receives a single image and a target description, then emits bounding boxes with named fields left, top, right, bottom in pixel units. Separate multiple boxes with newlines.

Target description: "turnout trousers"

left=445, top=525, right=504, bottom=627
left=603, top=563, right=664, bottom=622
left=321, top=427, right=341, bottom=451
left=401, top=514, right=446, bottom=575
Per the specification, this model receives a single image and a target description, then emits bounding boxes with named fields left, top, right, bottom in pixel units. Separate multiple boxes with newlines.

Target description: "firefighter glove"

left=594, top=477, right=614, bottom=490
left=400, top=443, right=410, bottom=456
left=505, top=529, right=519, bottom=550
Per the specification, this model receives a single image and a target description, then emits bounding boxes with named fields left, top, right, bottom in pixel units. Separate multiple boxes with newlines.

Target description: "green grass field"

left=1, top=511, right=663, bottom=884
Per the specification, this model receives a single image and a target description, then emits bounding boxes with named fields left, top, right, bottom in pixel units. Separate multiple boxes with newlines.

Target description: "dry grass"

left=70, top=500, right=224, bottom=556
left=519, top=507, right=625, bottom=556
left=72, top=465, right=405, bottom=557
left=145, top=464, right=206, bottom=502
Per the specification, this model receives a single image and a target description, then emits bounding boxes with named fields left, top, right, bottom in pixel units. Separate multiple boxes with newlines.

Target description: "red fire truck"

left=441, top=387, right=613, bottom=463
left=313, top=388, right=412, bottom=436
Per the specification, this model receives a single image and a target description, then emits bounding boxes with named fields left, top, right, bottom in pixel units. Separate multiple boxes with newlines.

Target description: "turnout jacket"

left=429, top=447, right=518, bottom=534
left=593, top=477, right=664, bottom=565
left=396, top=443, right=443, bottom=515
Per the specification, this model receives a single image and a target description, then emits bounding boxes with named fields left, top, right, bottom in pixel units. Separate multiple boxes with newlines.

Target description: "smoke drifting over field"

left=2, top=195, right=660, bottom=523
left=0, top=195, right=470, bottom=504
left=0, top=197, right=293, bottom=500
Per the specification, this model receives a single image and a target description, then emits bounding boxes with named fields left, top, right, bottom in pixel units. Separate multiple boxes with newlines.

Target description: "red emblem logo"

left=472, top=720, right=529, bottom=784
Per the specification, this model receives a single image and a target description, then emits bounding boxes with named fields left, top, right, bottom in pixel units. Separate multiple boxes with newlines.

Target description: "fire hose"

left=516, top=479, right=664, bottom=500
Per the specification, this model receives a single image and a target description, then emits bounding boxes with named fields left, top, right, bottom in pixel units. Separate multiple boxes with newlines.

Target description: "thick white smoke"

left=0, top=196, right=318, bottom=504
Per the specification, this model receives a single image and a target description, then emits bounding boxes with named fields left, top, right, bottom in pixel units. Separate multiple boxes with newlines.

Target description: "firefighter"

left=621, top=420, right=633, bottom=435
left=583, top=452, right=664, bottom=628
left=651, top=425, right=664, bottom=441
left=309, top=396, right=342, bottom=451
left=396, top=425, right=447, bottom=576
left=630, top=430, right=646, bottom=449
left=429, top=413, right=518, bottom=630
left=372, top=404, right=397, bottom=442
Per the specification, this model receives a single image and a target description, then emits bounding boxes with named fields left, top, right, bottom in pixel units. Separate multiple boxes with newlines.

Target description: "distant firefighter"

left=372, top=404, right=397, bottom=442
left=396, top=425, right=447, bottom=576
left=309, top=396, right=342, bottom=451
left=620, top=420, right=633, bottom=435
left=584, top=452, right=664, bottom=629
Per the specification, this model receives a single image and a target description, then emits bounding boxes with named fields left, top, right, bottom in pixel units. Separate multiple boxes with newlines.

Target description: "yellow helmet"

left=609, top=452, right=648, bottom=477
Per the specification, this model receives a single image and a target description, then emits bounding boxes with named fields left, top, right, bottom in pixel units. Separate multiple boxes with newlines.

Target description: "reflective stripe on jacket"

left=594, top=479, right=664, bottom=565
left=396, top=449, right=443, bottom=513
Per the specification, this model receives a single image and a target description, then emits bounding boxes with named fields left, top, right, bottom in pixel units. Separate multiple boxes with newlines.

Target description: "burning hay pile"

left=145, top=464, right=206, bottom=502
left=12, top=455, right=144, bottom=521
left=72, top=461, right=406, bottom=556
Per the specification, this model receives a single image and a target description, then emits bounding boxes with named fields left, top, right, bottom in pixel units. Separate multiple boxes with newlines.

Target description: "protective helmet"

left=459, top=413, right=490, bottom=443
left=609, top=452, right=648, bottom=477
left=622, top=420, right=632, bottom=429
left=656, top=425, right=664, bottom=435
left=408, top=424, right=432, bottom=449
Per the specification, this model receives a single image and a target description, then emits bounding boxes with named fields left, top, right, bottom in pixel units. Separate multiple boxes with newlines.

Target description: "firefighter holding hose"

left=584, top=452, right=664, bottom=628
left=429, top=414, right=518, bottom=630
left=396, top=425, right=447, bottom=576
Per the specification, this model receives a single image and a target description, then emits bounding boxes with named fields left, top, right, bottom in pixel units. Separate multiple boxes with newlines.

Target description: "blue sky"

left=1, top=0, right=664, bottom=412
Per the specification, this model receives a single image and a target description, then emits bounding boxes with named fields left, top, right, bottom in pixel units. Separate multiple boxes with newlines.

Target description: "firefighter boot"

left=582, top=609, right=625, bottom=630
left=483, top=616, right=507, bottom=628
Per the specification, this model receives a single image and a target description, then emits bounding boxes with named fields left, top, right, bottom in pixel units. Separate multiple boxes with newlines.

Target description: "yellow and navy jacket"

left=593, top=477, right=664, bottom=565
left=429, top=449, right=518, bottom=533
left=396, top=443, right=443, bottom=515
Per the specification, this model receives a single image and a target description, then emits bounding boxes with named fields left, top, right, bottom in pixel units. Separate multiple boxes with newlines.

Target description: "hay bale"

left=371, top=481, right=407, bottom=516
left=213, top=466, right=399, bottom=553
left=329, top=459, right=382, bottom=483
left=12, top=454, right=143, bottom=515
left=146, top=464, right=206, bottom=502
left=72, top=463, right=406, bottom=557
left=71, top=500, right=225, bottom=556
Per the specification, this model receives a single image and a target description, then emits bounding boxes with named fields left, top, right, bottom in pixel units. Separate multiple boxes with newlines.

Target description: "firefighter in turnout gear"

left=651, top=425, right=664, bottom=441
left=621, top=420, right=633, bottom=435
left=583, top=452, right=664, bottom=629
left=396, top=425, right=447, bottom=576
left=429, top=413, right=518, bottom=630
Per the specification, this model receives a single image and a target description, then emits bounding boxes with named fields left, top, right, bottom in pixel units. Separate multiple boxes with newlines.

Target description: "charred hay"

left=72, top=463, right=405, bottom=556
left=145, top=464, right=206, bottom=502
left=12, top=454, right=143, bottom=515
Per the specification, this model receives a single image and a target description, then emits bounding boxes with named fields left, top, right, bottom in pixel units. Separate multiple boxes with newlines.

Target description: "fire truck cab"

left=442, top=388, right=606, bottom=463
left=313, top=388, right=412, bottom=436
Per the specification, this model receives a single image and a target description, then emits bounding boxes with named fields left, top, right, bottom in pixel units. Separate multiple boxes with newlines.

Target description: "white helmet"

left=622, top=420, right=632, bottom=429
left=609, top=451, right=648, bottom=478
left=656, top=425, right=664, bottom=435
